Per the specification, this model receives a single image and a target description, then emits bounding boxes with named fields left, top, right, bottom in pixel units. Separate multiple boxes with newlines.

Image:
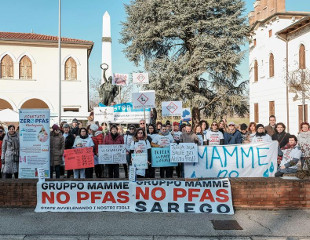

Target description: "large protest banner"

left=64, top=147, right=94, bottom=170
left=98, top=144, right=126, bottom=164
left=35, top=179, right=234, bottom=214
left=184, top=141, right=278, bottom=178
left=19, top=109, right=50, bottom=179
left=151, top=147, right=178, bottom=167
left=170, top=143, right=198, bottom=163
left=98, top=103, right=151, bottom=124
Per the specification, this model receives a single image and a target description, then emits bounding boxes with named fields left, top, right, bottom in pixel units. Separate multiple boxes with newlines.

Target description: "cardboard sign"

left=132, top=91, right=155, bottom=109
left=162, top=101, right=182, bottom=117
left=98, top=144, right=127, bottom=164
left=132, top=153, right=148, bottom=169
left=113, top=73, right=128, bottom=86
left=94, top=107, right=114, bottom=122
left=132, top=73, right=149, bottom=84
left=170, top=143, right=198, bottom=163
left=151, top=147, right=178, bottom=167
left=64, top=147, right=94, bottom=170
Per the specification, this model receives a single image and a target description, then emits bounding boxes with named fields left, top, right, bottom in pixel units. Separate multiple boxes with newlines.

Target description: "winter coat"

left=64, top=133, right=75, bottom=150
left=180, top=131, right=200, bottom=144
left=224, top=129, right=242, bottom=145
left=92, top=131, right=104, bottom=154
left=103, top=133, right=124, bottom=145
left=272, top=131, right=290, bottom=149
left=1, top=132, right=19, bottom=174
left=0, top=135, right=3, bottom=170
left=50, top=131, right=65, bottom=166
left=265, top=125, right=276, bottom=137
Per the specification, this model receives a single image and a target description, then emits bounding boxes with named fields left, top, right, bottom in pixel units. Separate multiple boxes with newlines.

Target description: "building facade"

left=0, top=32, right=93, bottom=124
left=249, top=0, right=310, bottom=134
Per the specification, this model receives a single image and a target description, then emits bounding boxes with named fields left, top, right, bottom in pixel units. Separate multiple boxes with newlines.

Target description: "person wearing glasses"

left=124, top=125, right=136, bottom=178
left=251, top=124, right=272, bottom=143
left=139, top=119, right=146, bottom=131
left=223, top=122, right=242, bottom=145
left=50, top=124, right=65, bottom=179
left=204, top=122, right=224, bottom=145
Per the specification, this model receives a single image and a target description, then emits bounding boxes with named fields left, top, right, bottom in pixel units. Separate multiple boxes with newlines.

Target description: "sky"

left=1, top=0, right=310, bottom=85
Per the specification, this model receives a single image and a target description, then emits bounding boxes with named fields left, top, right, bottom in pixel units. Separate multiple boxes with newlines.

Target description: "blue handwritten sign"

left=151, top=147, right=178, bottom=167
left=184, top=141, right=278, bottom=178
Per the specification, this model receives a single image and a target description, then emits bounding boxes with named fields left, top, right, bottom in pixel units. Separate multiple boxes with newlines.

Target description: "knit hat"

left=256, top=124, right=264, bottom=130
left=240, top=123, right=247, bottom=130
left=72, top=118, right=78, bottom=123
left=63, top=123, right=70, bottom=128
left=228, top=122, right=235, bottom=126
left=90, top=124, right=99, bottom=132
left=52, top=124, right=59, bottom=131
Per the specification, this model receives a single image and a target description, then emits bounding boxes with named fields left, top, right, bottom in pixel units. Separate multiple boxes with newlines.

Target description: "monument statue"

left=99, top=63, right=119, bottom=106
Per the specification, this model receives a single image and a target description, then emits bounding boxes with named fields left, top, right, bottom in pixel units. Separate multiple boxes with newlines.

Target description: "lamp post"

left=58, top=0, right=62, bottom=124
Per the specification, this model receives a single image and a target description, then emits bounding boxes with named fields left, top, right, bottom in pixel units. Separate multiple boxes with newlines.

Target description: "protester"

left=251, top=124, right=272, bottom=143
left=87, top=111, right=95, bottom=126
left=139, top=119, right=146, bottom=131
left=171, top=122, right=182, bottom=144
left=118, top=125, right=124, bottom=136
left=130, top=128, right=153, bottom=178
left=223, top=122, right=242, bottom=145
left=70, top=118, right=79, bottom=137
left=147, top=124, right=157, bottom=141
left=103, top=125, right=124, bottom=178
left=152, top=124, right=175, bottom=178
left=272, top=122, right=290, bottom=149
left=297, top=122, right=310, bottom=172
left=166, top=120, right=172, bottom=132
left=244, top=122, right=256, bottom=143
left=219, top=120, right=226, bottom=134
left=0, top=126, right=4, bottom=178
left=91, top=124, right=104, bottom=178
left=73, top=127, right=95, bottom=178
left=204, top=122, right=224, bottom=145
left=199, top=120, right=209, bottom=135
left=73, top=138, right=86, bottom=179
left=239, top=123, right=248, bottom=143
left=124, top=124, right=136, bottom=178
left=50, top=124, right=65, bottom=179
left=101, top=122, right=109, bottom=135
left=180, top=124, right=200, bottom=145
left=62, top=123, right=75, bottom=178
left=194, top=124, right=204, bottom=145
left=275, top=135, right=302, bottom=177
left=156, top=121, right=162, bottom=132
left=180, top=123, right=186, bottom=133
left=265, top=115, right=277, bottom=137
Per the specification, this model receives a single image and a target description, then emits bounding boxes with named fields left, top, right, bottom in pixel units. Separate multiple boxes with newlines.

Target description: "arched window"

left=0, top=54, right=14, bottom=79
left=19, top=56, right=32, bottom=79
left=299, top=44, right=306, bottom=69
left=254, top=60, right=258, bottom=82
left=269, top=53, right=274, bottom=78
left=65, top=57, right=77, bottom=80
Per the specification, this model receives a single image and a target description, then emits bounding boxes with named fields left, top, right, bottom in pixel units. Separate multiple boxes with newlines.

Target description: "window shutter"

left=299, top=44, right=306, bottom=69
left=269, top=101, right=275, bottom=116
left=254, top=103, right=259, bottom=123
left=1, top=55, right=14, bottom=78
left=254, top=60, right=258, bottom=82
left=65, top=57, right=77, bottom=80
left=269, top=54, right=274, bottom=77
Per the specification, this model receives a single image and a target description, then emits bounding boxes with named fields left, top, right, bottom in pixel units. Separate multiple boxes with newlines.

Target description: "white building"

left=0, top=32, right=93, bottom=124
left=249, top=0, right=310, bottom=134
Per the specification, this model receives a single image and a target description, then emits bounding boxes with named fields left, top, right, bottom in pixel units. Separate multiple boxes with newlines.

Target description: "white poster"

left=184, top=141, right=279, bottom=178
left=19, top=109, right=50, bottom=179
left=170, top=143, right=198, bottom=163
left=132, top=153, right=148, bottom=169
left=162, top=101, right=182, bottom=117
left=94, top=107, right=114, bottom=122
left=112, top=73, right=129, bottom=86
left=98, top=144, right=126, bottom=164
left=36, top=179, right=234, bottom=214
left=132, top=91, right=155, bottom=109
left=132, top=73, right=149, bottom=85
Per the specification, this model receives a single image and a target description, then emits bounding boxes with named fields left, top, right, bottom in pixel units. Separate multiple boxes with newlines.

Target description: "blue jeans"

left=73, top=169, right=85, bottom=179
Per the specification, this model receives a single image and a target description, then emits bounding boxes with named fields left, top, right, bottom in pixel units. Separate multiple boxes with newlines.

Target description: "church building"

left=249, top=0, right=310, bottom=134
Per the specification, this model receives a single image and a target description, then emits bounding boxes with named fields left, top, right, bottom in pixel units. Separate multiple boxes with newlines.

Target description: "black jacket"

left=64, top=133, right=75, bottom=149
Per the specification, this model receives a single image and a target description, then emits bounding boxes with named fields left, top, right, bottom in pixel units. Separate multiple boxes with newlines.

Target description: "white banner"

left=132, top=73, right=149, bottom=84
left=184, top=141, right=278, bottom=178
left=98, top=144, right=126, bottom=164
left=162, top=101, right=182, bottom=117
left=132, top=153, right=148, bottom=169
left=170, top=143, right=198, bottom=163
left=19, top=109, right=50, bottom=179
left=112, top=73, right=128, bottom=86
left=132, top=91, right=155, bottom=109
left=94, top=107, right=114, bottom=122
left=35, top=179, right=234, bottom=214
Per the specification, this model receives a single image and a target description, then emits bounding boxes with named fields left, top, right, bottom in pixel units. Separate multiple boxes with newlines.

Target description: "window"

left=269, top=29, right=272, bottom=38
left=254, top=60, right=258, bottom=82
left=19, top=56, right=32, bottom=79
left=269, top=101, right=275, bottom=116
left=0, top=54, right=14, bottom=79
left=254, top=103, right=259, bottom=123
left=65, top=57, right=77, bottom=80
left=298, top=104, right=308, bottom=128
left=269, top=53, right=274, bottom=77
left=299, top=44, right=306, bottom=69
left=64, top=108, right=79, bottom=112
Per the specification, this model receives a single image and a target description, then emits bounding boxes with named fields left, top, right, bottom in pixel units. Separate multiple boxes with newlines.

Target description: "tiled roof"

left=0, top=32, right=93, bottom=45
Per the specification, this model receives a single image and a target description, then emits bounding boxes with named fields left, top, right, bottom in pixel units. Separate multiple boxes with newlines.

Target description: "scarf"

left=80, top=134, right=89, bottom=139
left=256, top=132, right=266, bottom=137
left=282, top=142, right=297, bottom=150
left=111, top=132, right=118, bottom=140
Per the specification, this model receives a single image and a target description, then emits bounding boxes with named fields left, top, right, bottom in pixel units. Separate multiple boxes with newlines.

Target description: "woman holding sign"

left=130, top=128, right=153, bottom=178
left=103, top=125, right=124, bottom=178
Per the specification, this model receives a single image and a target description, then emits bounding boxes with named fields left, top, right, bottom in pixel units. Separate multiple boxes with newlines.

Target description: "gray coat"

left=1, top=133, right=19, bottom=174
left=50, top=131, right=65, bottom=166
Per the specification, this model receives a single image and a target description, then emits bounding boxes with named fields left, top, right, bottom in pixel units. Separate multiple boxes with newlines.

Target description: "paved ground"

left=0, top=209, right=309, bottom=239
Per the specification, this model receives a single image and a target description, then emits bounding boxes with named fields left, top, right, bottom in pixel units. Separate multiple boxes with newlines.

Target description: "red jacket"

left=103, top=133, right=124, bottom=145
left=92, top=132, right=104, bottom=154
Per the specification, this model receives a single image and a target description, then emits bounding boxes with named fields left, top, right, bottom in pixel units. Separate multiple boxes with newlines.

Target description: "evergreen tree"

left=121, top=0, right=249, bottom=123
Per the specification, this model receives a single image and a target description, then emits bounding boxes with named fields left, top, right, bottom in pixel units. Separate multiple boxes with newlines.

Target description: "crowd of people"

left=0, top=114, right=310, bottom=179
